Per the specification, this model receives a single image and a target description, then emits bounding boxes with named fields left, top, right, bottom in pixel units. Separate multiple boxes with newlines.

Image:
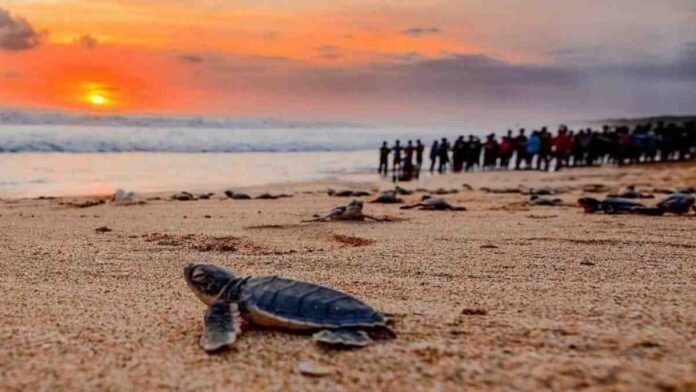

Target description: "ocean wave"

left=0, top=124, right=446, bottom=153
left=0, top=109, right=368, bottom=130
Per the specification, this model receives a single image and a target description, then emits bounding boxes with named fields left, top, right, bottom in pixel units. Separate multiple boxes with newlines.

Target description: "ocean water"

left=0, top=121, right=459, bottom=153
left=0, top=123, right=462, bottom=198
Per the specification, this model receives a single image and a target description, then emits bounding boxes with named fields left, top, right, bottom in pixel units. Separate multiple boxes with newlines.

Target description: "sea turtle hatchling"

left=577, top=197, right=663, bottom=215
left=184, top=263, right=396, bottom=352
left=304, top=200, right=382, bottom=221
left=370, top=190, right=403, bottom=204
left=656, top=193, right=695, bottom=214
left=400, top=196, right=467, bottom=211
left=529, top=195, right=562, bottom=206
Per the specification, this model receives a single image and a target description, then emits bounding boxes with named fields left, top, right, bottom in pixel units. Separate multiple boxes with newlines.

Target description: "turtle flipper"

left=200, top=301, right=241, bottom=353
left=361, top=214, right=383, bottom=221
left=313, top=329, right=372, bottom=347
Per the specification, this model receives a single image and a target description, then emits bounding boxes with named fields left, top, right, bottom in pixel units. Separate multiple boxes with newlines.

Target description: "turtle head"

left=349, top=199, right=363, bottom=207
left=184, top=263, right=236, bottom=305
left=577, top=197, right=600, bottom=213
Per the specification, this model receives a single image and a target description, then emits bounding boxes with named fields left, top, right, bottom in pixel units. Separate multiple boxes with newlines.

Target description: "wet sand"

left=1, top=162, right=695, bottom=391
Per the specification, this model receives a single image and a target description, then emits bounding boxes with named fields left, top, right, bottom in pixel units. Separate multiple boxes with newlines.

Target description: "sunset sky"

left=0, top=1, right=694, bottom=126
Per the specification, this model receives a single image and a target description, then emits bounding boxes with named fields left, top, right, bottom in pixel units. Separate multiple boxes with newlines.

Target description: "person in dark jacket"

left=378, top=141, right=391, bottom=175
left=429, top=140, right=439, bottom=173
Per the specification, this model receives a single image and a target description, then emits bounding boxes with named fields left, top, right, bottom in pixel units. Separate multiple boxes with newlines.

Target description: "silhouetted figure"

left=452, top=136, right=464, bottom=172
left=483, top=134, right=499, bottom=170
left=438, top=138, right=450, bottom=173
left=514, top=129, right=527, bottom=169
left=378, top=141, right=391, bottom=176
left=392, top=140, right=402, bottom=175
left=402, top=140, right=415, bottom=180
left=539, top=127, right=552, bottom=171
left=466, top=135, right=482, bottom=171
left=499, top=130, right=514, bottom=169
left=429, top=140, right=439, bottom=172
left=415, top=139, right=424, bottom=174
left=553, top=126, right=572, bottom=170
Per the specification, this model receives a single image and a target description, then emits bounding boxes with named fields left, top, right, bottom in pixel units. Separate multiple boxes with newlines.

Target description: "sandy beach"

left=1, top=162, right=695, bottom=392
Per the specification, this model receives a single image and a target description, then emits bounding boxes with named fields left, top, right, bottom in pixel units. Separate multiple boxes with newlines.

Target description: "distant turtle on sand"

left=172, top=191, right=195, bottom=201
left=370, top=190, right=403, bottom=204
left=328, top=189, right=371, bottom=197
left=225, top=191, right=252, bottom=200
left=394, top=186, right=414, bottom=195
left=400, top=195, right=467, bottom=211
left=656, top=193, right=696, bottom=214
left=608, top=185, right=654, bottom=199
left=525, top=186, right=563, bottom=196
left=184, top=263, right=396, bottom=352
left=529, top=195, right=562, bottom=206
left=577, top=197, right=663, bottom=215
left=255, top=193, right=293, bottom=200
left=430, top=188, right=459, bottom=195
left=304, top=200, right=382, bottom=222
left=328, top=189, right=355, bottom=197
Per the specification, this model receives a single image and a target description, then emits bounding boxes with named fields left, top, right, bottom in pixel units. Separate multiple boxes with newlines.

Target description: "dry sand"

left=1, top=163, right=695, bottom=391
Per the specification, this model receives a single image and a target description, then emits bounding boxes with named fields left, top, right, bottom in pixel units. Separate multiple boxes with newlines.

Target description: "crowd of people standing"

left=379, top=121, right=696, bottom=180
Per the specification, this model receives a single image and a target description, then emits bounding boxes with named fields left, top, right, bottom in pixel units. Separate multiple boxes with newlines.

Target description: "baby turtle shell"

left=239, top=276, right=386, bottom=330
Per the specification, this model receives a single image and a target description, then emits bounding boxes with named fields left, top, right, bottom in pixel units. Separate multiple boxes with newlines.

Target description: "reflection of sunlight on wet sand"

left=0, top=151, right=377, bottom=198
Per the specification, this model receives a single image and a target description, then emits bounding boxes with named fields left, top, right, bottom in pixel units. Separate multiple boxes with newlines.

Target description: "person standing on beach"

left=403, top=140, right=415, bottom=180
left=378, top=141, right=391, bottom=176
left=451, top=136, right=464, bottom=172
left=553, top=126, right=572, bottom=170
left=514, top=129, right=527, bottom=170
left=525, top=131, right=541, bottom=168
left=429, top=140, right=439, bottom=172
left=392, top=140, right=402, bottom=175
left=438, top=138, right=450, bottom=173
left=466, top=135, right=482, bottom=171
left=415, top=139, right=425, bottom=175
left=499, top=130, right=514, bottom=169
left=538, top=127, right=552, bottom=171
left=483, top=133, right=500, bottom=170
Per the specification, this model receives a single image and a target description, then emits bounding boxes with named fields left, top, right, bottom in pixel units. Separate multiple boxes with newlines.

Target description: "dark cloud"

left=401, top=27, right=442, bottom=37
left=178, top=54, right=204, bottom=64
left=315, top=45, right=341, bottom=60
left=187, top=47, right=696, bottom=123
left=0, top=7, right=42, bottom=51
left=75, top=34, right=98, bottom=49
left=596, top=44, right=696, bottom=82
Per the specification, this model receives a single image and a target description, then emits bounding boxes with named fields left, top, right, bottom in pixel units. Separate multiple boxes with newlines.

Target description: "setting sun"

left=81, top=82, right=114, bottom=108
left=88, top=93, right=107, bottom=106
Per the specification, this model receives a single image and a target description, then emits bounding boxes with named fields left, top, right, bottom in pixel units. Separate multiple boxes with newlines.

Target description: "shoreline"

left=3, top=157, right=695, bottom=201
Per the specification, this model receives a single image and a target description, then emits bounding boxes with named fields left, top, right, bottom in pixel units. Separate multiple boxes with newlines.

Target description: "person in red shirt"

left=553, top=125, right=573, bottom=170
left=499, top=130, right=514, bottom=169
